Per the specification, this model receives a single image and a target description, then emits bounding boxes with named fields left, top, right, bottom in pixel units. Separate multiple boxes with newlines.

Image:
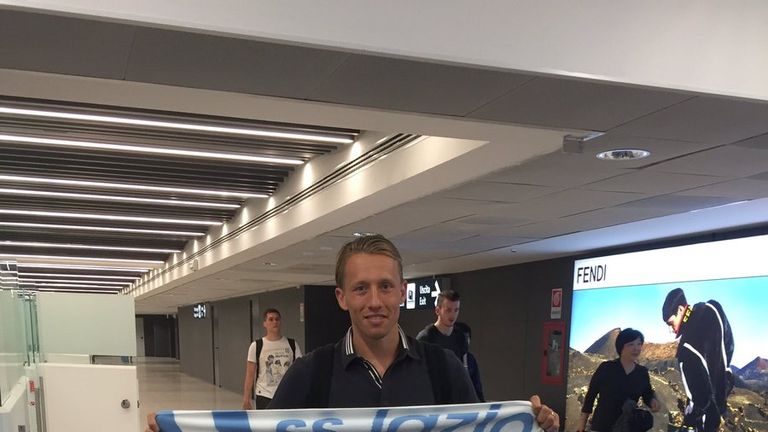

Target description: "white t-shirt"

left=246, top=337, right=302, bottom=399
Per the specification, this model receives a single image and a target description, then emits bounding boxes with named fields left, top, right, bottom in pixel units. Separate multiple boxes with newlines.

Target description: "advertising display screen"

left=566, top=235, right=768, bottom=432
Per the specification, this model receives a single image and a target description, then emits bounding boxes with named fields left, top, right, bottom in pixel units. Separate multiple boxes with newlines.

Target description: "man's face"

left=436, top=299, right=460, bottom=328
left=263, top=312, right=281, bottom=333
left=335, top=253, right=406, bottom=342
left=666, top=305, right=685, bottom=335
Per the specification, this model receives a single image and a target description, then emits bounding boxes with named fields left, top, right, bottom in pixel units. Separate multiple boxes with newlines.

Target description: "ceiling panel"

left=308, top=54, right=532, bottom=116
left=125, top=28, right=351, bottom=99
left=730, top=132, right=768, bottom=150
left=583, top=171, right=726, bottom=194
left=468, top=76, right=691, bottom=131
left=325, top=196, right=490, bottom=239
left=609, top=96, right=768, bottom=144
left=616, top=194, right=740, bottom=212
left=646, top=145, right=768, bottom=177
left=0, top=9, right=134, bottom=79
left=484, top=189, right=648, bottom=220
left=440, top=181, right=559, bottom=203
left=680, top=178, right=768, bottom=200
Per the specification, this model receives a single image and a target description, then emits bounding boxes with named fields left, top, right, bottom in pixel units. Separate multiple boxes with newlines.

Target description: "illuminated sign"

left=401, top=277, right=448, bottom=310
left=192, top=303, right=207, bottom=319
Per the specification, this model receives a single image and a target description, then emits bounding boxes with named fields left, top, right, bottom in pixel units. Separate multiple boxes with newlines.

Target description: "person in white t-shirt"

left=241, top=308, right=302, bottom=409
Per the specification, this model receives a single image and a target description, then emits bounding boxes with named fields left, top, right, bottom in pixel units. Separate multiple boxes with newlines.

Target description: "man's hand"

left=145, top=412, right=159, bottom=432
left=242, top=400, right=253, bottom=410
left=531, top=395, right=560, bottom=432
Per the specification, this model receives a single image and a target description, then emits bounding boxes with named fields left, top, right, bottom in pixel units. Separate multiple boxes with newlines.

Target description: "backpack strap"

left=253, top=338, right=264, bottom=400
left=422, top=342, right=451, bottom=404
left=288, top=338, right=296, bottom=361
left=306, top=343, right=336, bottom=408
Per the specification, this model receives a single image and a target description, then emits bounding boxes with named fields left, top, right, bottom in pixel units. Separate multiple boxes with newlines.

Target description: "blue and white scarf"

left=156, top=401, right=539, bottom=432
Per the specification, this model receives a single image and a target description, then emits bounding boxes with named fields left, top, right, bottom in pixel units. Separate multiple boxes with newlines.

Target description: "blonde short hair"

left=335, top=234, right=403, bottom=287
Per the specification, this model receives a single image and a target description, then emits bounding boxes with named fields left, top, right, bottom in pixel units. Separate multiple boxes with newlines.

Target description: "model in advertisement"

left=662, top=288, right=734, bottom=432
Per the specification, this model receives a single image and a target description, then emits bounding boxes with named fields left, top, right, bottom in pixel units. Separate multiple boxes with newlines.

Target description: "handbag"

left=612, top=400, right=653, bottom=432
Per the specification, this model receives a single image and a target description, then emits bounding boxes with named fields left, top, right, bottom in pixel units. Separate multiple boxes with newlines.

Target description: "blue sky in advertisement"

left=570, top=276, right=768, bottom=368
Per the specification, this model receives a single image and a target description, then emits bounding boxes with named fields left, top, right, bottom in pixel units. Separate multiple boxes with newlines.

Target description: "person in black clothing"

left=146, top=235, right=561, bottom=432
left=662, top=288, right=734, bottom=432
left=454, top=321, right=485, bottom=402
left=416, top=291, right=485, bottom=401
left=577, top=328, right=660, bottom=432
left=416, top=289, right=468, bottom=359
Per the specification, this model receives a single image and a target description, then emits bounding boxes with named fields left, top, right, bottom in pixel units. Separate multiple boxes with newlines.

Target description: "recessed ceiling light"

left=0, top=106, right=354, bottom=144
left=596, top=149, right=651, bottom=161
left=0, top=254, right=163, bottom=264
left=17, top=263, right=150, bottom=272
left=0, top=174, right=267, bottom=198
left=0, top=241, right=181, bottom=253
left=0, top=222, right=204, bottom=237
left=0, top=133, right=305, bottom=165
left=0, top=209, right=222, bottom=226
left=0, top=188, right=240, bottom=209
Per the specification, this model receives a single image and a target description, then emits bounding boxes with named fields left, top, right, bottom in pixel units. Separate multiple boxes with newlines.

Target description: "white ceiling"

left=2, top=8, right=768, bottom=313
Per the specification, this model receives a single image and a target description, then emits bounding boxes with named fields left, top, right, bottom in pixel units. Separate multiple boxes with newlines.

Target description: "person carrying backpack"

left=267, top=235, right=559, bottom=432
left=242, top=308, right=301, bottom=409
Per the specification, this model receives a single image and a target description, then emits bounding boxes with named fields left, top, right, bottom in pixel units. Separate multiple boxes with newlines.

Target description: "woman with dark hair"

left=576, top=328, right=660, bottom=432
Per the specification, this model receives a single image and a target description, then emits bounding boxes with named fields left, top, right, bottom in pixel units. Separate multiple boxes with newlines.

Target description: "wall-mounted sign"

left=550, top=288, right=562, bottom=319
left=192, top=303, right=207, bottom=319
left=401, top=277, right=449, bottom=310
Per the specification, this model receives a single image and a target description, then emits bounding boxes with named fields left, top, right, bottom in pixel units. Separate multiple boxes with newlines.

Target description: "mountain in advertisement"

left=584, top=327, right=620, bottom=357
left=566, top=328, right=768, bottom=432
left=735, top=356, right=768, bottom=392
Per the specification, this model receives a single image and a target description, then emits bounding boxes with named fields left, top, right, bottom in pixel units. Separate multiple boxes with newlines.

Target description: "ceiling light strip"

left=0, top=187, right=240, bottom=209
left=128, top=133, right=420, bottom=294
left=0, top=209, right=222, bottom=226
left=0, top=133, right=305, bottom=165
left=32, top=283, right=122, bottom=289
left=20, top=278, right=129, bottom=285
left=0, top=222, right=204, bottom=237
left=0, top=241, right=181, bottom=253
left=0, top=174, right=267, bottom=199
left=18, top=273, right=139, bottom=280
left=18, top=263, right=150, bottom=272
left=34, top=288, right=119, bottom=294
left=0, top=106, right=354, bottom=144
left=1, top=254, right=164, bottom=264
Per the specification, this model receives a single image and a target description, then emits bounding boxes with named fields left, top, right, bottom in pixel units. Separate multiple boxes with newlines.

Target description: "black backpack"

left=304, top=341, right=451, bottom=408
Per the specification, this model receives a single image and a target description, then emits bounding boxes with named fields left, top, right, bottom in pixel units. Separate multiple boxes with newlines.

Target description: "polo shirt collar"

left=341, top=325, right=418, bottom=368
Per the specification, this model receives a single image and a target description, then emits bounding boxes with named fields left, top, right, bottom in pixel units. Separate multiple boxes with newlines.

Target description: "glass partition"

left=37, top=292, right=136, bottom=359
left=0, top=261, right=27, bottom=407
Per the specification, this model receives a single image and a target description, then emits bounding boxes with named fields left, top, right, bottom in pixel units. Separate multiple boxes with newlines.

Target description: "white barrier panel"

left=40, top=363, right=139, bottom=432
left=157, top=401, right=539, bottom=432
left=0, top=377, right=29, bottom=432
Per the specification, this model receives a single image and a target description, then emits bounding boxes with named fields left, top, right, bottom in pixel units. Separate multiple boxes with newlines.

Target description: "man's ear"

left=335, top=286, right=348, bottom=311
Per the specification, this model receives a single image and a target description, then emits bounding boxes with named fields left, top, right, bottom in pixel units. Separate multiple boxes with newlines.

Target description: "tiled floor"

left=138, top=357, right=241, bottom=431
